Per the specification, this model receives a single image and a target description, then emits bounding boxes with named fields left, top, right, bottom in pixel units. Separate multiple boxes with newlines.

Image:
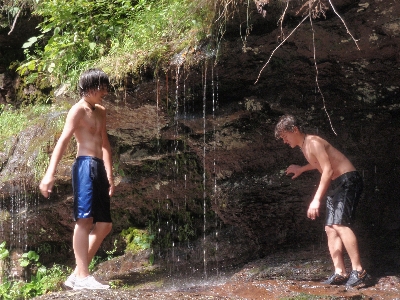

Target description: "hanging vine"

left=253, top=0, right=360, bottom=135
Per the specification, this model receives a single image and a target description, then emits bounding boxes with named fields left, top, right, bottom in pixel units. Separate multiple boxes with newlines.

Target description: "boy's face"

left=98, top=86, right=109, bottom=98
left=280, top=129, right=298, bottom=148
left=90, top=86, right=108, bottom=100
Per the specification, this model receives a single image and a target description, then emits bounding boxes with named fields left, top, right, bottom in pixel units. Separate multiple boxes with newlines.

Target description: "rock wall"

left=0, top=0, right=399, bottom=274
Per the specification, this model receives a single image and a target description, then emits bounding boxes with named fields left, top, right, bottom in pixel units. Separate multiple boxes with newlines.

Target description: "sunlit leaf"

left=48, top=62, right=55, bottom=73
left=22, top=36, right=38, bottom=49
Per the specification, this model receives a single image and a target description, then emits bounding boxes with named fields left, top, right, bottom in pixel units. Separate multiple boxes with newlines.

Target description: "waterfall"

left=202, top=60, right=208, bottom=281
left=0, top=50, right=224, bottom=289
left=212, top=64, right=220, bottom=278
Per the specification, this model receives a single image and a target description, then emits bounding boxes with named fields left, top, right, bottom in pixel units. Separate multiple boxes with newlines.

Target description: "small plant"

left=36, top=242, right=52, bottom=255
left=0, top=241, right=9, bottom=260
left=19, top=250, right=40, bottom=268
left=89, top=239, right=118, bottom=272
left=0, top=241, right=10, bottom=282
left=0, top=244, right=68, bottom=299
left=106, top=239, right=119, bottom=260
left=120, top=227, right=154, bottom=255
left=88, top=255, right=103, bottom=273
left=178, top=223, right=196, bottom=242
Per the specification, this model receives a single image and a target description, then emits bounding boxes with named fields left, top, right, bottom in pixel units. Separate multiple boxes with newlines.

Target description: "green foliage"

left=89, top=239, right=118, bottom=272
left=102, top=0, right=213, bottom=75
left=120, top=227, right=154, bottom=254
left=0, top=0, right=36, bottom=29
left=178, top=222, right=195, bottom=242
left=0, top=241, right=9, bottom=260
left=19, top=250, right=40, bottom=267
left=18, top=264, right=66, bottom=298
left=88, top=255, right=103, bottom=273
left=18, top=0, right=215, bottom=88
left=0, top=104, right=63, bottom=145
left=106, top=239, right=119, bottom=259
left=0, top=104, right=29, bottom=144
left=0, top=244, right=67, bottom=299
left=0, top=103, right=68, bottom=182
left=36, top=243, right=52, bottom=255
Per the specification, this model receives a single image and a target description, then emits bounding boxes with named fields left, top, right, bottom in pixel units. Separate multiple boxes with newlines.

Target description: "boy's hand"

left=286, top=164, right=303, bottom=179
left=39, top=175, right=54, bottom=198
left=307, top=199, right=320, bottom=220
left=109, top=182, right=115, bottom=197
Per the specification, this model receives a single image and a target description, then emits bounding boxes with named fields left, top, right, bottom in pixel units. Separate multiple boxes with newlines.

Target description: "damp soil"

left=33, top=246, right=400, bottom=300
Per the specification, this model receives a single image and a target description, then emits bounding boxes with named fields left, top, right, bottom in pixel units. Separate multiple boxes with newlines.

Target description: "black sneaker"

left=345, top=270, right=369, bottom=287
left=322, top=273, right=348, bottom=285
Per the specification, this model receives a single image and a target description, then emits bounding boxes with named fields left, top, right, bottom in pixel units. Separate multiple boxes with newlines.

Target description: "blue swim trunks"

left=72, top=156, right=112, bottom=223
left=325, top=171, right=363, bottom=226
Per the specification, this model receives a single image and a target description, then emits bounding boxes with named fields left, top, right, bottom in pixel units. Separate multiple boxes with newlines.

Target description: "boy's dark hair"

left=78, top=68, right=110, bottom=97
left=274, top=114, right=304, bottom=139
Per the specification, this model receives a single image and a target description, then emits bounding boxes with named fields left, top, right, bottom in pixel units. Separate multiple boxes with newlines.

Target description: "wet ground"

left=34, top=247, right=400, bottom=300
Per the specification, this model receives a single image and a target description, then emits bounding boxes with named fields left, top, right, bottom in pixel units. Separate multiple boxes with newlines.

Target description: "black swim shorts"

left=325, top=171, right=363, bottom=226
left=72, top=156, right=112, bottom=223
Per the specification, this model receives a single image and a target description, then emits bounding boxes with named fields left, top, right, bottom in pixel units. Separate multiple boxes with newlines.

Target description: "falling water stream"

left=202, top=60, right=208, bottom=282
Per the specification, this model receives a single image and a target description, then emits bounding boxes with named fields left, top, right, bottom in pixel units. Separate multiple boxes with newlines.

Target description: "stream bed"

left=33, top=246, right=400, bottom=300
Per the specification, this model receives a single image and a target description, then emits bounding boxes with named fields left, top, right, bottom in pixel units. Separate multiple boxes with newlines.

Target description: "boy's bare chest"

left=303, top=150, right=320, bottom=168
left=81, top=112, right=102, bottom=134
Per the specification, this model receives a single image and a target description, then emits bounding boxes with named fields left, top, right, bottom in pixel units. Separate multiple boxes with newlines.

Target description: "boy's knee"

left=76, top=218, right=94, bottom=231
left=331, top=224, right=347, bottom=232
left=325, top=225, right=341, bottom=237
left=105, top=222, right=112, bottom=233
left=98, top=222, right=112, bottom=234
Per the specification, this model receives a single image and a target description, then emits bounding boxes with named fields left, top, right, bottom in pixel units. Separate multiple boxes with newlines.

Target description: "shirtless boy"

left=39, top=68, right=114, bottom=290
left=275, top=114, right=369, bottom=287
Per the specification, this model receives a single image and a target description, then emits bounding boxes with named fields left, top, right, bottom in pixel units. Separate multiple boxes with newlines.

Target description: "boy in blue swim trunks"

left=275, top=114, right=369, bottom=288
left=39, top=68, right=114, bottom=290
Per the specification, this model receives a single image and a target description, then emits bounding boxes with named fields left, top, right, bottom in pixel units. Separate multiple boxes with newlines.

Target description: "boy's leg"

left=72, top=222, right=112, bottom=273
left=73, top=218, right=94, bottom=278
left=88, top=222, right=113, bottom=262
left=331, top=224, right=362, bottom=271
left=325, top=225, right=347, bottom=275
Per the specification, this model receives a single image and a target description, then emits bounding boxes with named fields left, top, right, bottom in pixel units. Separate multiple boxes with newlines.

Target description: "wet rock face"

left=209, top=0, right=400, bottom=271
left=0, top=0, right=399, bottom=274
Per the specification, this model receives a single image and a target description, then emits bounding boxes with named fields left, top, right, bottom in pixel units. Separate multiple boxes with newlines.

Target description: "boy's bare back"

left=73, top=99, right=107, bottom=159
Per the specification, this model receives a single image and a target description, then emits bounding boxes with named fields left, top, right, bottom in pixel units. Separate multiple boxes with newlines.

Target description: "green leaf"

left=27, top=250, right=40, bottom=261
left=53, top=27, right=60, bottom=35
left=0, top=249, right=9, bottom=260
left=47, top=62, right=55, bottom=73
left=22, top=36, right=38, bottom=49
left=27, top=60, right=37, bottom=71
left=20, top=260, right=30, bottom=267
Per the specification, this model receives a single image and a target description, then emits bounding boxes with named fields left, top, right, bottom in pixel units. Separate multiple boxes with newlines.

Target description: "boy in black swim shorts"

left=326, top=171, right=363, bottom=227
left=275, top=114, right=369, bottom=288
left=39, top=69, right=114, bottom=290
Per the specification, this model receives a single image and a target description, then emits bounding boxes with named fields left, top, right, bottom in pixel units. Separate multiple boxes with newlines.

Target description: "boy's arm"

left=286, top=163, right=316, bottom=179
left=101, top=111, right=114, bottom=197
left=307, top=141, right=333, bottom=220
left=39, top=106, right=82, bottom=198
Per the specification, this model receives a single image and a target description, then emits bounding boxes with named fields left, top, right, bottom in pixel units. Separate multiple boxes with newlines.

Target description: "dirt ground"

left=33, top=247, right=400, bottom=300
